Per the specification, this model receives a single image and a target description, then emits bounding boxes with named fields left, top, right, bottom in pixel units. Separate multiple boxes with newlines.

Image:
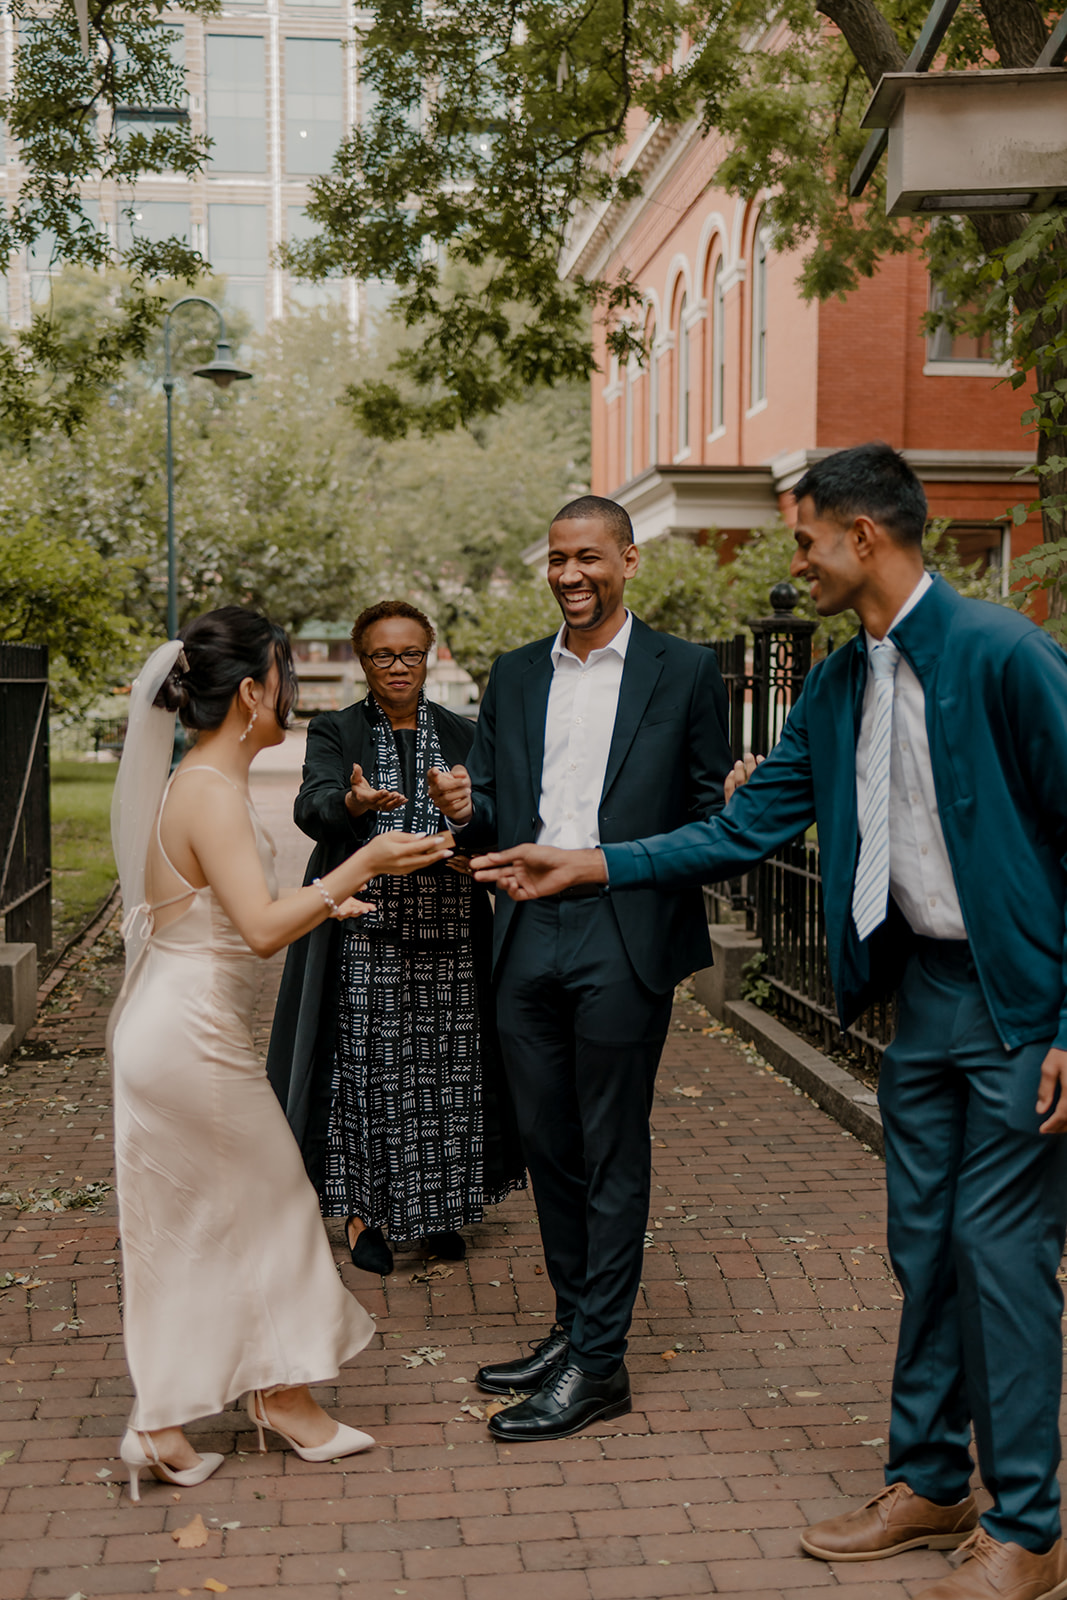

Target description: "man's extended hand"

left=427, top=764, right=473, bottom=825
left=345, top=762, right=406, bottom=818
left=724, top=753, right=765, bottom=803
left=471, top=844, right=606, bottom=901
left=1036, top=1047, right=1067, bottom=1134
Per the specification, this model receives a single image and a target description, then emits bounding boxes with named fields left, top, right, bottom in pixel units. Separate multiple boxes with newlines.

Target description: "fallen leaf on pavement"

left=861, top=1437, right=885, bottom=1447
left=410, top=1265, right=453, bottom=1285
left=203, top=1582, right=228, bottom=1594
left=534, top=1265, right=543, bottom=1274
left=674, top=1086, right=702, bottom=1098
left=172, top=1513, right=209, bottom=1549
left=484, top=1400, right=510, bottom=1419
left=661, top=1350, right=677, bottom=1361
left=459, top=1400, right=485, bottom=1420
left=401, top=1346, right=447, bottom=1368
left=794, top=1391, right=821, bottom=1398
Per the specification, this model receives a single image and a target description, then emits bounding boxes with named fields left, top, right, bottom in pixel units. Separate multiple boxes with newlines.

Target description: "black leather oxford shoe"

left=476, top=1323, right=571, bottom=1395
left=487, top=1361, right=631, bottom=1441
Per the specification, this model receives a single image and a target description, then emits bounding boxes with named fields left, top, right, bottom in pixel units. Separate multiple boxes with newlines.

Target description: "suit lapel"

left=601, top=620, right=665, bottom=803
left=521, top=643, right=555, bottom=814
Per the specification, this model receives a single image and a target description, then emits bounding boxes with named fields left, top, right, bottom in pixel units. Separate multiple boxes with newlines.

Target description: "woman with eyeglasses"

left=267, top=601, right=525, bottom=1276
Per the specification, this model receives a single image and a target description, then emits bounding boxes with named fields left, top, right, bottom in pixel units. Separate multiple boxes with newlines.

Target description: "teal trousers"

left=879, top=938, right=1067, bottom=1551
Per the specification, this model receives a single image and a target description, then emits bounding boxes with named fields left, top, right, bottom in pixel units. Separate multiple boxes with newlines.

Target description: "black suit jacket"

left=457, top=615, right=732, bottom=994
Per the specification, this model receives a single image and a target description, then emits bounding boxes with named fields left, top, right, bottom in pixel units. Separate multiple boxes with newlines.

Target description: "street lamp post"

left=162, top=296, right=253, bottom=639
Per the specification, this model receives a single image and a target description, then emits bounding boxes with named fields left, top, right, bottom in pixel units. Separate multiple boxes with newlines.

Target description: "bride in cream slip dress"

left=109, top=609, right=453, bottom=1501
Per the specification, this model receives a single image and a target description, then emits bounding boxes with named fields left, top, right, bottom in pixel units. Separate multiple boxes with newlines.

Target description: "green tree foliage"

left=0, top=516, right=138, bottom=710
left=1, top=0, right=216, bottom=440
left=0, top=276, right=590, bottom=693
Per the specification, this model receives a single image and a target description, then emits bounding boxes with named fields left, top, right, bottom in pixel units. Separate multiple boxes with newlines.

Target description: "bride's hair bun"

left=153, top=648, right=191, bottom=713
left=152, top=609, right=296, bottom=732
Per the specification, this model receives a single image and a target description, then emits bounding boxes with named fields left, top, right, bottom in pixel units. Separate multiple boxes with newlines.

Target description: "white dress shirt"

left=537, top=612, right=632, bottom=849
left=855, top=572, right=966, bottom=940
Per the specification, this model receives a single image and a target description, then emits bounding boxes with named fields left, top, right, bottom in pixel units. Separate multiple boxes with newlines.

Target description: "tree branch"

left=815, top=0, right=905, bottom=87
left=978, top=0, right=1047, bottom=67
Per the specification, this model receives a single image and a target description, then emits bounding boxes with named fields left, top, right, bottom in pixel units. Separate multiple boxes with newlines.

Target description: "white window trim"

left=923, top=359, right=1014, bottom=378
left=745, top=397, right=769, bottom=419
left=672, top=445, right=692, bottom=464
left=706, top=423, right=727, bottom=444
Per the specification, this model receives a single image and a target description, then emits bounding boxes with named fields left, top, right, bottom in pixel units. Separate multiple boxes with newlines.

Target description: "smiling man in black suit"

left=427, top=494, right=731, bottom=1440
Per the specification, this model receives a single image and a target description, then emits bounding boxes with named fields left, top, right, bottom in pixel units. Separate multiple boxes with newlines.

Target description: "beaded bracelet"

left=312, top=877, right=344, bottom=920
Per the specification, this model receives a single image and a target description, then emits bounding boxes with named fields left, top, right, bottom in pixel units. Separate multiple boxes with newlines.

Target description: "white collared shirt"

left=855, top=572, right=966, bottom=940
left=536, top=611, right=632, bottom=850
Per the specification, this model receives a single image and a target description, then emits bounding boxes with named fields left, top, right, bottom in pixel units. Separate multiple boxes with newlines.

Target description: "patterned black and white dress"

left=321, top=693, right=519, bottom=1241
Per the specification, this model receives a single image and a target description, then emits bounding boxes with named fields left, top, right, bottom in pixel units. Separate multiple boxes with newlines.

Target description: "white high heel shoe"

left=246, top=1390, right=375, bottom=1462
left=119, top=1428, right=225, bottom=1503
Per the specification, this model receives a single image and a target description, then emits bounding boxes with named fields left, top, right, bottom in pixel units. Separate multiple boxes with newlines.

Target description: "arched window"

left=648, top=324, right=659, bottom=465
left=711, top=259, right=725, bottom=432
left=624, top=359, right=634, bottom=482
left=677, top=292, right=690, bottom=454
left=750, top=213, right=770, bottom=407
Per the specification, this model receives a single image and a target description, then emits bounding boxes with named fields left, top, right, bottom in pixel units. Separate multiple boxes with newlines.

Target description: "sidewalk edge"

left=723, top=998, right=884, bottom=1157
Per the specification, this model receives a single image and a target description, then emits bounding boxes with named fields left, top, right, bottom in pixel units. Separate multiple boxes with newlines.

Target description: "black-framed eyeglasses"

left=363, top=648, right=429, bottom=669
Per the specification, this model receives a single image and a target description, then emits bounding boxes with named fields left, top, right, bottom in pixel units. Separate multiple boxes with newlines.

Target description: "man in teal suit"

left=473, top=444, right=1067, bottom=1600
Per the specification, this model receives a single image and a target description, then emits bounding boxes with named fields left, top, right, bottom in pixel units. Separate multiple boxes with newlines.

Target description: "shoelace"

left=954, top=1529, right=999, bottom=1570
left=527, top=1322, right=566, bottom=1357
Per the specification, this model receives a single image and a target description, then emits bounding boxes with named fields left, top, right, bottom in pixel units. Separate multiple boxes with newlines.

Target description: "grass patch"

left=50, top=760, right=118, bottom=951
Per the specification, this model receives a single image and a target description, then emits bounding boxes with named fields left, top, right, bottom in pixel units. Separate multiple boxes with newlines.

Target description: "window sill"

left=745, top=397, right=768, bottom=418
left=672, top=446, right=692, bottom=464
left=923, top=360, right=1013, bottom=378
left=706, top=424, right=727, bottom=444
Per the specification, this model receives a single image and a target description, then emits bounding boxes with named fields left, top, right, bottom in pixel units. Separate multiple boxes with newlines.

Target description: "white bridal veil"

left=110, top=639, right=185, bottom=975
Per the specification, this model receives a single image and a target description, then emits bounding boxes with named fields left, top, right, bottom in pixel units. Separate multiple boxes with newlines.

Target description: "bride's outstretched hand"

left=362, top=831, right=454, bottom=878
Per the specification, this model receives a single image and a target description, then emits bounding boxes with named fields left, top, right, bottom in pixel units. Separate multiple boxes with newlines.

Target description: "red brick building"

left=562, top=114, right=1041, bottom=581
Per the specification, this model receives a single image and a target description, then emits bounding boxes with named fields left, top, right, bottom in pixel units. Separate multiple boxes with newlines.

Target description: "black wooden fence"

left=705, top=589, right=893, bottom=1069
left=0, top=643, right=51, bottom=953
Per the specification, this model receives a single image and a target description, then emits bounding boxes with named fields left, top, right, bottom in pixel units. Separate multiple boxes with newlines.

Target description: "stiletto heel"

left=246, top=1392, right=267, bottom=1453
left=246, top=1389, right=375, bottom=1462
left=119, top=1428, right=225, bottom=1503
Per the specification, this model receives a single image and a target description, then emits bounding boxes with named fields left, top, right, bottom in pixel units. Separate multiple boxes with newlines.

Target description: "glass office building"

left=0, top=0, right=365, bottom=330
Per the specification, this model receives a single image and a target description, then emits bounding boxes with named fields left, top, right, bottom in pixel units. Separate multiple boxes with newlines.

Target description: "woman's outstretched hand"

left=362, top=830, right=454, bottom=878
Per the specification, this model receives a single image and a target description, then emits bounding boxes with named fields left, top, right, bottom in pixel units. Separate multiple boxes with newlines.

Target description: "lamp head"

left=193, top=339, right=253, bottom=389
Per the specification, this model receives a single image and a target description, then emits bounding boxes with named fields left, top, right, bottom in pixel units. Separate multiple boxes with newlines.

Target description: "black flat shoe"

left=476, top=1323, right=571, bottom=1395
left=421, top=1230, right=466, bottom=1261
left=487, top=1361, right=631, bottom=1441
left=347, top=1219, right=394, bottom=1276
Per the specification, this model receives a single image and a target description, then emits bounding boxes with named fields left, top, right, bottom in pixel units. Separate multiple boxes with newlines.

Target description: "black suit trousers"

left=494, top=895, right=673, bottom=1374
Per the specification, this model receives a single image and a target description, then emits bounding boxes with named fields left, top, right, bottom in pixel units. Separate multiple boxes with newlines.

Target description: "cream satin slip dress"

left=110, top=765, right=373, bottom=1432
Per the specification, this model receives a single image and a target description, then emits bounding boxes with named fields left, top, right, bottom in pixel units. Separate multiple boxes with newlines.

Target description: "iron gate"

left=0, top=643, right=51, bottom=952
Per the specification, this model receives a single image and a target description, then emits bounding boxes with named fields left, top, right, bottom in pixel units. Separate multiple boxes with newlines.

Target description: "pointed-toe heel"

left=346, top=1219, right=394, bottom=1276
left=119, top=1429, right=225, bottom=1503
left=247, top=1390, right=375, bottom=1462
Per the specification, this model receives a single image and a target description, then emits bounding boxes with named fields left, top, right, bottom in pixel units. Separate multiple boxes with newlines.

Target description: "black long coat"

left=266, top=696, right=525, bottom=1192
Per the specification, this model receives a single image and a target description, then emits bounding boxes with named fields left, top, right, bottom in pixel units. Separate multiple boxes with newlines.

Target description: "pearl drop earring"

left=240, top=707, right=259, bottom=744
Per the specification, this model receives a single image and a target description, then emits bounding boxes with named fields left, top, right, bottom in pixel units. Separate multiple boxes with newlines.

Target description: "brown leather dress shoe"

left=914, top=1529, right=1067, bottom=1600
left=801, top=1482, right=979, bottom=1561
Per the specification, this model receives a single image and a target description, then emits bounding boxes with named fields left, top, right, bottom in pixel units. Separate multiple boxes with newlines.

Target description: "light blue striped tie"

left=852, top=639, right=900, bottom=941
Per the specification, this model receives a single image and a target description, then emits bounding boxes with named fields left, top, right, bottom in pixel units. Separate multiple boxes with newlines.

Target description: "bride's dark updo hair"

left=154, top=605, right=298, bottom=732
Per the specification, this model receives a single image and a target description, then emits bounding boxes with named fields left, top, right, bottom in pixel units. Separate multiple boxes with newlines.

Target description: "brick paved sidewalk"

left=0, top=776, right=1003, bottom=1600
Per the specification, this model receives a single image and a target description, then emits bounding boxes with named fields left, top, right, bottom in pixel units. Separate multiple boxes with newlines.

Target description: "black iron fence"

left=703, top=589, right=893, bottom=1068
left=0, top=643, right=51, bottom=953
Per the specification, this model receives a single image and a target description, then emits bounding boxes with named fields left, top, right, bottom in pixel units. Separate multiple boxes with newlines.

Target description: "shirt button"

left=928, top=896, right=937, bottom=907
left=569, top=763, right=577, bottom=771
left=910, top=792, right=920, bottom=804
left=920, top=846, right=929, bottom=857
left=575, top=717, right=583, bottom=725
left=900, top=740, right=909, bottom=751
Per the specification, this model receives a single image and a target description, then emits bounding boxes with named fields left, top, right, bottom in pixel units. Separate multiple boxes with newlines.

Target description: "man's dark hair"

left=793, top=443, right=928, bottom=547
left=552, top=494, right=634, bottom=550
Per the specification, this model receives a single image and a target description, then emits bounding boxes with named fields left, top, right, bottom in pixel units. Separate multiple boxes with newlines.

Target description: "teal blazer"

left=604, top=577, right=1067, bottom=1051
